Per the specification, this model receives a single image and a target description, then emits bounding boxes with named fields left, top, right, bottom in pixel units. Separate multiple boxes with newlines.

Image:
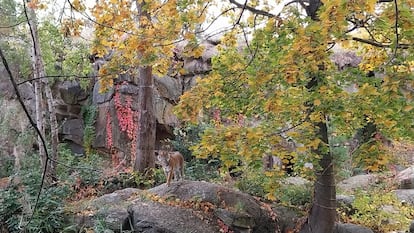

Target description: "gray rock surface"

left=68, top=181, right=280, bottom=233
left=338, top=174, right=378, bottom=192
left=334, top=223, right=373, bottom=233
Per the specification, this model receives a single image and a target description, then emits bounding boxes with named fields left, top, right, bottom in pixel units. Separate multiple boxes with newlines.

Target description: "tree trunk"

left=27, top=3, right=58, bottom=182
left=300, top=120, right=336, bottom=233
left=134, top=66, right=156, bottom=173
left=34, top=78, right=46, bottom=172
left=44, top=84, right=59, bottom=179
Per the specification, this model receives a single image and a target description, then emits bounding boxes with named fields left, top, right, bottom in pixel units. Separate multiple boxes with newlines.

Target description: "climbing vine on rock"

left=114, top=82, right=138, bottom=164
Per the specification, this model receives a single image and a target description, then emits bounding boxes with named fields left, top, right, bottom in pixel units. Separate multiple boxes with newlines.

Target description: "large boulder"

left=337, top=174, right=379, bottom=192
left=394, top=189, right=414, bottom=205
left=68, top=181, right=281, bottom=233
left=395, top=165, right=414, bottom=189
left=334, top=223, right=373, bottom=233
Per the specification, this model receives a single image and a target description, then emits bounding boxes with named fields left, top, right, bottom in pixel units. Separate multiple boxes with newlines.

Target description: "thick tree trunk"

left=134, top=66, right=156, bottom=173
left=300, top=121, right=336, bottom=233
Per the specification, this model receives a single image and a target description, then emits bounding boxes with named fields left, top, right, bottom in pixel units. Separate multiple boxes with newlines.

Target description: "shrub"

left=185, top=158, right=221, bottom=182
left=235, top=168, right=267, bottom=198
left=0, top=186, right=23, bottom=232
left=276, top=184, right=312, bottom=206
left=349, top=190, right=414, bottom=233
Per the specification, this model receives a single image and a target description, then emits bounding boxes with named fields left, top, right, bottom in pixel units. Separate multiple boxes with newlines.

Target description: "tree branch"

left=229, top=0, right=276, bottom=18
left=352, top=37, right=411, bottom=49
left=387, top=0, right=399, bottom=64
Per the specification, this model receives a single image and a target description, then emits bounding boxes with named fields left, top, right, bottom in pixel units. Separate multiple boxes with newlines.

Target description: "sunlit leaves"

left=91, top=0, right=208, bottom=90
left=176, top=0, right=414, bottom=196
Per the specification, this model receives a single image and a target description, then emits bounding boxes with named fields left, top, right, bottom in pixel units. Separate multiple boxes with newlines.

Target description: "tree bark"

left=34, top=73, right=46, bottom=173
left=300, top=121, right=336, bottom=233
left=44, top=84, right=59, bottom=179
left=134, top=66, right=156, bottom=173
left=26, top=3, right=58, bottom=182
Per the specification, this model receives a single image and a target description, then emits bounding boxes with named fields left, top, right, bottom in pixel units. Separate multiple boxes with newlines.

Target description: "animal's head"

left=155, top=150, right=170, bottom=166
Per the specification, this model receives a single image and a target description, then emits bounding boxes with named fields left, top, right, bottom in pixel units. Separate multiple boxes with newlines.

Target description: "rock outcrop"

left=68, top=181, right=280, bottom=233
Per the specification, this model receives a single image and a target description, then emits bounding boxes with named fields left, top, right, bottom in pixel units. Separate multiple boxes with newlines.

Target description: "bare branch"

left=234, top=0, right=248, bottom=25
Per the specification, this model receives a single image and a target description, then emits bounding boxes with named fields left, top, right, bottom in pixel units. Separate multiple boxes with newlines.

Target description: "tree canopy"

left=176, top=0, right=414, bottom=175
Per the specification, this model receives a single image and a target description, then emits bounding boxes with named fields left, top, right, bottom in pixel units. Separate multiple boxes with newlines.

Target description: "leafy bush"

left=235, top=168, right=267, bottom=198
left=0, top=186, right=23, bottom=232
left=57, top=145, right=103, bottom=186
left=185, top=159, right=221, bottom=182
left=276, top=184, right=312, bottom=206
left=132, top=167, right=165, bottom=188
left=348, top=190, right=414, bottom=233
left=0, top=145, right=106, bottom=232
left=0, top=154, right=72, bottom=233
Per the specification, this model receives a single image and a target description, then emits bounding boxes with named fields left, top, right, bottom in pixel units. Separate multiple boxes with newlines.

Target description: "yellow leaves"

left=359, top=63, right=375, bottom=72
left=309, top=112, right=324, bottom=123
left=190, top=45, right=205, bottom=59
left=359, top=47, right=387, bottom=72
left=221, top=31, right=238, bottom=47
left=365, top=0, right=377, bottom=13
left=382, top=119, right=397, bottom=128
left=61, top=19, right=84, bottom=37
left=313, top=99, right=321, bottom=106
left=403, top=105, right=414, bottom=112
left=98, top=76, right=114, bottom=93
left=71, top=0, right=86, bottom=11
left=308, top=138, right=321, bottom=150
left=357, top=83, right=380, bottom=96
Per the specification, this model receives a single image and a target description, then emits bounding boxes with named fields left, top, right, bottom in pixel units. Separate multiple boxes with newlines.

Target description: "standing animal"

left=155, top=150, right=184, bottom=186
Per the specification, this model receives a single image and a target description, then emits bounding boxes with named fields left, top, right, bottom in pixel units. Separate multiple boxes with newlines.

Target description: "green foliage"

left=0, top=145, right=108, bottom=233
left=170, top=123, right=221, bottom=182
left=235, top=168, right=268, bottom=198
left=38, top=21, right=92, bottom=88
left=0, top=154, right=71, bottom=233
left=170, top=123, right=207, bottom=161
left=93, top=217, right=109, bottom=232
left=184, top=159, right=221, bottom=182
left=57, top=145, right=103, bottom=185
left=276, top=184, right=312, bottom=207
left=0, top=157, right=14, bottom=177
left=132, top=168, right=164, bottom=188
left=348, top=190, right=414, bottom=233
left=0, top=0, right=31, bottom=77
left=82, top=105, right=97, bottom=156
left=0, top=185, right=23, bottom=232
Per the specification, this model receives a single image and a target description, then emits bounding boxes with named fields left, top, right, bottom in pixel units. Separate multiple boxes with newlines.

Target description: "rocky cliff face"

left=0, top=66, right=35, bottom=175
left=59, top=40, right=218, bottom=158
